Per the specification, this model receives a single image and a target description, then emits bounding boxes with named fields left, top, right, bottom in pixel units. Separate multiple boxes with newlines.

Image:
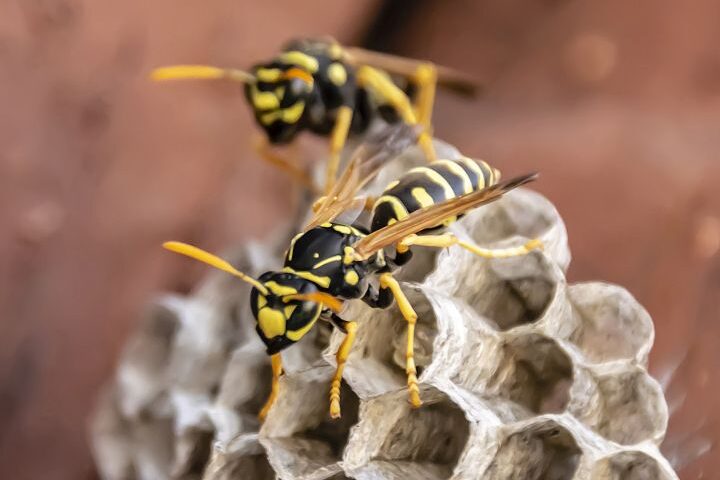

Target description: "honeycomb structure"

left=90, top=142, right=677, bottom=480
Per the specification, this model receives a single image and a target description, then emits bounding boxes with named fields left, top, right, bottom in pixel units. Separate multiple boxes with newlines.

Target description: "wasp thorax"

left=250, top=272, right=323, bottom=354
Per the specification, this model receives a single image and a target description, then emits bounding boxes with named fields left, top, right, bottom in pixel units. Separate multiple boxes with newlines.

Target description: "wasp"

left=163, top=127, right=541, bottom=420
left=150, top=38, right=479, bottom=193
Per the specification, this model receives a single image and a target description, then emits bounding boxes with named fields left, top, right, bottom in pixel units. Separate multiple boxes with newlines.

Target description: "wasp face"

left=245, top=65, right=314, bottom=144
left=250, top=272, right=323, bottom=354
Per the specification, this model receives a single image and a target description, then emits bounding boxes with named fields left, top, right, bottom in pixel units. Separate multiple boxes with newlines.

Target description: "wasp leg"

left=329, top=318, right=358, bottom=419
left=325, top=105, right=354, bottom=194
left=411, top=63, right=438, bottom=130
left=356, top=65, right=436, bottom=162
left=258, top=353, right=283, bottom=422
left=254, top=136, right=319, bottom=195
left=378, top=272, right=422, bottom=408
left=399, top=233, right=543, bottom=258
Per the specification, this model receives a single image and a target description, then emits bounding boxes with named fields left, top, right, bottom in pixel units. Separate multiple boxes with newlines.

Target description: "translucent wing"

left=352, top=173, right=539, bottom=259
left=304, top=124, right=417, bottom=231
left=343, top=46, right=481, bottom=96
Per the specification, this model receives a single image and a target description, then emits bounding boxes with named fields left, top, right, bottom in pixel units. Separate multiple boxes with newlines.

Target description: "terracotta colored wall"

left=0, top=1, right=717, bottom=478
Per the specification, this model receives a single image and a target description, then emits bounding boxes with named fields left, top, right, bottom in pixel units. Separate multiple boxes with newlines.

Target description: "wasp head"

left=250, top=271, right=333, bottom=354
left=245, top=64, right=315, bottom=144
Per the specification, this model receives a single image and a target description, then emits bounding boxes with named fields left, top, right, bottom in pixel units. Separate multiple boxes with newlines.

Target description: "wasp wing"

left=304, top=124, right=417, bottom=230
left=352, top=173, right=539, bottom=259
left=343, top=46, right=481, bottom=97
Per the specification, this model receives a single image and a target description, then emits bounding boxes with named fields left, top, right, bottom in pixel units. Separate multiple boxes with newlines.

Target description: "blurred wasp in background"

left=163, top=126, right=541, bottom=420
left=151, top=38, right=479, bottom=194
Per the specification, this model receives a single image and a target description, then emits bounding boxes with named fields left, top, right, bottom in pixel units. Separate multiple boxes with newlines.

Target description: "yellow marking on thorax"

left=332, top=224, right=353, bottom=234
left=286, top=308, right=321, bottom=341
left=258, top=308, right=286, bottom=339
left=411, top=187, right=435, bottom=208
left=328, top=43, right=343, bottom=60
left=287, top=232, right=304, bottom=261
left=435, top=159, right=473, bottom=193
left=407, top=166, right=455, bottom=199
left=344, top=270, right=359, bottom=285
left=313, top=255, right=342, bottom=269
left=282, top=267, right=331, bottom=288
left=343, top=246, right=356, bottom=265
left=327, top=63, right=347, bottom=86
left=250, top=86, right=279, bottom=110
left=373, top=195, right=410, bottom=222
left=265, top=281, right=298, bottom=296
left=256, top=68, right=283, bottom=82
left=279, top=51, right=319, bottom=72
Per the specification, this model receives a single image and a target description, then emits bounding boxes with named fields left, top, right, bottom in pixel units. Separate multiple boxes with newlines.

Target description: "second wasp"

left=151, top=38, right=479, bottom=193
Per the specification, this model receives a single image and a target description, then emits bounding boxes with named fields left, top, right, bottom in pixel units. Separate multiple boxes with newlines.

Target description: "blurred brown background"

left=1, top=0, right=718, bottom=478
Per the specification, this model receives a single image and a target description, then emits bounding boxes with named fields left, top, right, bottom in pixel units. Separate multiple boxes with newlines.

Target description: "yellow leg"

left=399, top=233, right=543, bottom=258
left=356, top=65, right=436, bottom=162
left=258, top=353, right=283, bottom=422
left=325, top=105, right=354, bottom=194
left=329, top=321, right=358, bottom=419
left=411, top=63, right=437, bottom=130
left=254, top=136, right=319, bottom=195
left=379, top=273, right=422, bottom=408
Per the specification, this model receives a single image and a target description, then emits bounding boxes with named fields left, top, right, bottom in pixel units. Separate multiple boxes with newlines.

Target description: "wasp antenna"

left=150, top=65, right=255, bottom=84
left=284, top=292, right=344, bottom=314
left=162, top=241, right=268, bottom=294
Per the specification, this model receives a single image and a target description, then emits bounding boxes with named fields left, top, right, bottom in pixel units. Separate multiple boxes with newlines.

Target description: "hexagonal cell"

left=344, top=389, right=471, bottom=480
left=567, top=283, right=654, bottom=365
left=482, top=419, right=582, bottom=480
left=458, top=188, right=571, bottom=271
left=428, top=247, right=562, bottom=332
left=591, top=451, right=675, bottom=480
left=261, top=366, right=360, bottom=479
left=495, top=334, right=574, bottom=415
left=592, top=367, right=667, bottom=445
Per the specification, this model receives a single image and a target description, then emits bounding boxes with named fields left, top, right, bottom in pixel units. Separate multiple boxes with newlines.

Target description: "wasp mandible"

left=151, top=38, right=479, bottom=194
left=163, top=127, right=541, bottom=420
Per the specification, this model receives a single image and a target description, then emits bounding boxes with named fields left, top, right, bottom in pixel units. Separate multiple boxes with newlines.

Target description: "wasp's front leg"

left=328, top=314, right=357, bottom=419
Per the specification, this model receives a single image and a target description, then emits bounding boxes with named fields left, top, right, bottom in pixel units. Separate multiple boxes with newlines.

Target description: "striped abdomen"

left=370, top=157, right=500, bottom=232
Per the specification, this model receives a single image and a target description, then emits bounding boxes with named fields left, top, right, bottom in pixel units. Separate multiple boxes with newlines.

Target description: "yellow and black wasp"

left=163, top=127, right=541, bottom=420
left=150, top=38, right=479, bottom=193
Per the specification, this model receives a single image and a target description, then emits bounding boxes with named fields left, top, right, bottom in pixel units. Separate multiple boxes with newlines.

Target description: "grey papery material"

left=90, top=140, right=676, bottom=480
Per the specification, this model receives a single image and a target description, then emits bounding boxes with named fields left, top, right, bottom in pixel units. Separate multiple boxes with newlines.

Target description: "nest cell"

left=483, top=419, right=582, bottom=480
left=567, top=283, right=654, bottom=365
left=344, top=388, right=471, bottom=480
left=590, top=451, right=675, bottom=480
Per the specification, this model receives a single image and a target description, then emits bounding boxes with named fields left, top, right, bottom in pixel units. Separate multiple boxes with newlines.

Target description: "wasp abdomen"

left=370, top=157, right=500, bottom=232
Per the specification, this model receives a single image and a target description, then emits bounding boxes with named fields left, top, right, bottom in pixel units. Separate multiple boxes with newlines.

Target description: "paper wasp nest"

left=90, top=141, right=677, bottom=479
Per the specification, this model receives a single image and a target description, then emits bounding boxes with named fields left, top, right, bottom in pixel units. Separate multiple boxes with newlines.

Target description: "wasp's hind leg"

left=356, top=65, right=436, bottom=162
left=378, top=272, right=422, bottom=408
left=410, top=63, right=437, bottom=130
left=399, top=233, right=543, bottom=259
left=254, top=136, right=319, bottom=195
left=325, top=105, right=354, bottom=194
left=329, top=314, right=358, bottom=419
left=258, top=353, right=283, bottom=422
